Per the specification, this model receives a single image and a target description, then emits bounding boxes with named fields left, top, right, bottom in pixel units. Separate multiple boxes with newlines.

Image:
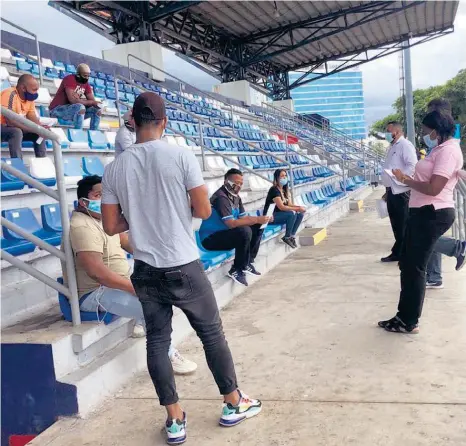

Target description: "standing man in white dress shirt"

left=381, top=121, right=418, bottom=263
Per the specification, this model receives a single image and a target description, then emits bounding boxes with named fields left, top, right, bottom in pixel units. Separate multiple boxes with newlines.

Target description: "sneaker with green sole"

left=219, top=390, right=262, bottom=427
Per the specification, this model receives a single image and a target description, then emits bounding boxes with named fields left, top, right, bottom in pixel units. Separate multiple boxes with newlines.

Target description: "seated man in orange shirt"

left=1, top=73, right=47, bottom=159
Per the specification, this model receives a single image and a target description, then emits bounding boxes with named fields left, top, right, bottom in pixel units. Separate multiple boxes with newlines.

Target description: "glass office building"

left=289, top=70, right=366, bottom=140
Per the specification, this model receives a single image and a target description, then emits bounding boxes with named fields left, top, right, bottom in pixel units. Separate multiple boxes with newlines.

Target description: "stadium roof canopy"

left=49, top=1, right=459, bottom=98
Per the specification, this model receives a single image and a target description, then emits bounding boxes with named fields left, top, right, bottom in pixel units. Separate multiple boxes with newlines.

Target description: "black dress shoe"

left=381, top=254, right=400, bottom=263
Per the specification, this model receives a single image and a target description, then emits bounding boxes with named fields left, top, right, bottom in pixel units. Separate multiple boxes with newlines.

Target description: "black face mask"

left=76, top=75, right=89, bottom=84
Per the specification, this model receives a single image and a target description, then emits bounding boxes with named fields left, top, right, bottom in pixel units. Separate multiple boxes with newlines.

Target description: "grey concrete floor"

left=33, top=190, right=466, bottom=446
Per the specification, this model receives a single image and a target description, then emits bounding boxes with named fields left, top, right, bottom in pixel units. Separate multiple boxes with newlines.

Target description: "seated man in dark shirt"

left=199, top=168, right=271, bottom=287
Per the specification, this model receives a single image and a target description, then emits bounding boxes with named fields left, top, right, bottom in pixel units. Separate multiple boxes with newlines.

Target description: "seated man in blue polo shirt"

left=199, top=168, right=271, bottom=287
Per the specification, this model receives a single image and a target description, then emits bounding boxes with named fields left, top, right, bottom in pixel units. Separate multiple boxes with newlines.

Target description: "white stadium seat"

left=0, top=66, right=9, bottom=80
left=41, top=58, right=54, bottom=69
left=175, top=136, right=188, bottom=147
left=165, top=135, right=177, bottom=145
left=0, top=48, right=12, bottom=60
left=50, top=127, right=70, bottom=144
left=53, top=79, right=62, bottom=89
left=36, top=87, right=52, bottom=105
left=29, top=157, right=56, bottom=180
left=105, top=131, right=116, bottom=147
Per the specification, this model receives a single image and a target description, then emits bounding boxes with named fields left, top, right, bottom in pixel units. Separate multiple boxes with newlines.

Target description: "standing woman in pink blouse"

left=378, top=110, right=463, bottom=334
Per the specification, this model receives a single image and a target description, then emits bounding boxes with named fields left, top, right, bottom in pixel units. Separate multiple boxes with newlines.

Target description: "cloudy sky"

left=2, top=0, right=466, bottom=127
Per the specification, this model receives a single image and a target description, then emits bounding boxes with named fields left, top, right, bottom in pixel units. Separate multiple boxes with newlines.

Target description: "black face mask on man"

left=76, top=74, right=89, bottom=84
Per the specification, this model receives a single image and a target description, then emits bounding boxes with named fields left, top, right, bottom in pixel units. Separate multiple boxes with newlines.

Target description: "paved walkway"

left=34, top=190, right=466, bottom=446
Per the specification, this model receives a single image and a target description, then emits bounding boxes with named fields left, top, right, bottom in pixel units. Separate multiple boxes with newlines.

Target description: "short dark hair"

left=77, top=175, right=101, bottom=200
left=225, top=168, right=243, bottom=180
left=427, top=98, right=452, bottom=113
left=422, top=111, right=455, bottom=144
left=386, top=121, right=403, bottom=129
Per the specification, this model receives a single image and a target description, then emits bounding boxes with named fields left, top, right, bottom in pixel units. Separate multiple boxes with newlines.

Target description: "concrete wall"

left=102, top=41, right=165, bottom=82
left=214, top=80, right=251, bottom=106
left=273, top=99, right=294, bottom=111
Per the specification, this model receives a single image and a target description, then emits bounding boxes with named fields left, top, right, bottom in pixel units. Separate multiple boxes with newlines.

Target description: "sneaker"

left=456, top=241, right=466, bottom=271
left=165, top=413, right=187, bottom=445
left=290, top=237, right=298, bottom=248
left=170, top=350, right=197, bottom=375
left=378, top=316, right=419, bottom=334
left=132, top=324, right=146, bottom=338
left=243, top=263, right=261, bottom=276
left=228, top=268, right=248, bottom=286
left=219, top=390, right=262, bottom=427
left=426, top=281, right=444, bottom=289
left=380, top=254, right=399, bottom=263
left=282, top=236, right=296, bottom=248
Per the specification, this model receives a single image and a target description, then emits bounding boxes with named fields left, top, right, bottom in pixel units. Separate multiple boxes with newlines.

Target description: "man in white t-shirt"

left=101, top=92, right=262, bottom=444
left=114, top=110, right=136, bottom=157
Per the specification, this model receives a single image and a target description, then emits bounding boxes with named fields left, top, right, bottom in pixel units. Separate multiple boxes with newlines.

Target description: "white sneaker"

left=170, top=350, right=197, bottom=375
left=132, top=324, right=146, bottom=338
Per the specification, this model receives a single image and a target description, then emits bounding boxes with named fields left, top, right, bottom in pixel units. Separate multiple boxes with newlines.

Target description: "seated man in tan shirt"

left=64, top=175, right=197, bottom=374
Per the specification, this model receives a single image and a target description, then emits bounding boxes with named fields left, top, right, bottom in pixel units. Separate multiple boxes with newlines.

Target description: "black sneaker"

left=228, top=268, right=248, bottom=286
left=282, top=236, right=296, bottom=248
left=290, top=237, right=298, bottom=248
left=426, top=281, right=444, bottom=289
left=456, top=241, right=466, bottom=271
left=381, top=254, right=399, bottom=263
left=243, top=263, right=261, bottom=276
left=378, top=316, right=419, bottom=334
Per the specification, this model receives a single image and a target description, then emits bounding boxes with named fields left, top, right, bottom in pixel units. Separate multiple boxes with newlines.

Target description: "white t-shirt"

left=101, top=139, right=205, bottom=268
left=114, top=125, right=136, bottom=157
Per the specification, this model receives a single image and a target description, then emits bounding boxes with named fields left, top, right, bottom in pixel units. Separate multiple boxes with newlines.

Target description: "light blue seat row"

left=1, top=158, right=55, bottom=190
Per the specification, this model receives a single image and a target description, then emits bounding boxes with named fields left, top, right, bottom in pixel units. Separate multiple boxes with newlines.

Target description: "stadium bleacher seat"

left=36, top=87, right=52, bottom=105
left=54, top=61, right=65, bottom=71
left=1, top=160, right=25, bottom=192
left=28, top=158, right=57, bottom=187
left=45, top=127, right=70, bottom=150
left=63, top=158, right=84, bottom=185
left=0, top=48, right=12, bottom=60
left=88, top=130, right=108, bottom=150
left=2, top=207, right=61, bottom=246
left=68, top=129, right=90, bottom=149
left=57, top=277, right=117, bottom=324
left=45, top=67, right=59, bottom=78
left=15, top=60, right=32, bottom=73
left=194, top=231, right=229, bottom=269
left=82, top=156, right=105, bottom=176
left=41, top=203, right=63, bottom=233
left=65, top=64, right=76, bottom=73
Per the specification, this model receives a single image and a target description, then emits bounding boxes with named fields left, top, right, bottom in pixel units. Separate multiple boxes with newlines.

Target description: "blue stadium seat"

left=106, top=88, right=117, bottom=100
left=93, top=87, right=106, bottom=99
left=57, top=277, right=117, bottom=324
left=68, top=129, right=89, bottom=149
left=54, top=61, right=65, bottom=71
left=1, top=79, right=11, bottom=90
left=194, top=232, right=229, bottom=269
left=1, top=160, right=25, bottom=192
left=1, top=236, right=35, bottom=256
left=96, top=71, right=106, bottom=80
left=65, top=64, right=77, bottom=73
left=95, top=78, right=106, bottom=88
left=41, top=203, right=62, bottom=233
left=82, top=156, right=105, bottom=176
left=45, top=67, right=59, bottom=78
left=15, top=60, right=32, bottom=73
left=2, top=207, right=61, bottom=246
left=124, top=84, right=133, bottom=93
left=30, top=64, right=40, bottom=76
left=126, top=93, right=135, bottom=104
left=63, top=157, right=84, bottom=178
left=106, top=74, right=115, bottom=82
left=88, top=130, right=108, bottom=150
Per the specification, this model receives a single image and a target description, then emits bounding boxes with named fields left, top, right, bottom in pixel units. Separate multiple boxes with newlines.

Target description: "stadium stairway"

left=1, top=44, right=373, bottom=442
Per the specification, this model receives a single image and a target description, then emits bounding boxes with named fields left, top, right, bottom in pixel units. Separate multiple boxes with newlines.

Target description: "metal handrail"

left=113, top=75, right=299, bottom=195
left=0, top=107, right=80, bottom=325
left=1, top=18, right=43, bottom=85
left=127, top=53, right=235, bottom=122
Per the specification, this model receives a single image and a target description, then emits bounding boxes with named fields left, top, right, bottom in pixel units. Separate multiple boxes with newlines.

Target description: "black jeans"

left=1, top=125, right=47, bottom=159
left=386, top=188, right=410, bottom=257
left=202, top=224, right=264, bottom=271
left=131, top=259, right=238, bottom=406
left=397, top=206, right=455, bottom=325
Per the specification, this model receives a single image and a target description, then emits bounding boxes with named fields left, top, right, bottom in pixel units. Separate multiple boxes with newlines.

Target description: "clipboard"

left=260, top=204, right=275, bottom=229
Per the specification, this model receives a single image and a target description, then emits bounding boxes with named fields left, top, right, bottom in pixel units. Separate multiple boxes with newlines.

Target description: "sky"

left=1, top=0, right=466, bottom=127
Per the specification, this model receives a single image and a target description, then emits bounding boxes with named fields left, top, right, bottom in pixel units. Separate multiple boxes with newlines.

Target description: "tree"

left=370, top=69, right=466, bottom=156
